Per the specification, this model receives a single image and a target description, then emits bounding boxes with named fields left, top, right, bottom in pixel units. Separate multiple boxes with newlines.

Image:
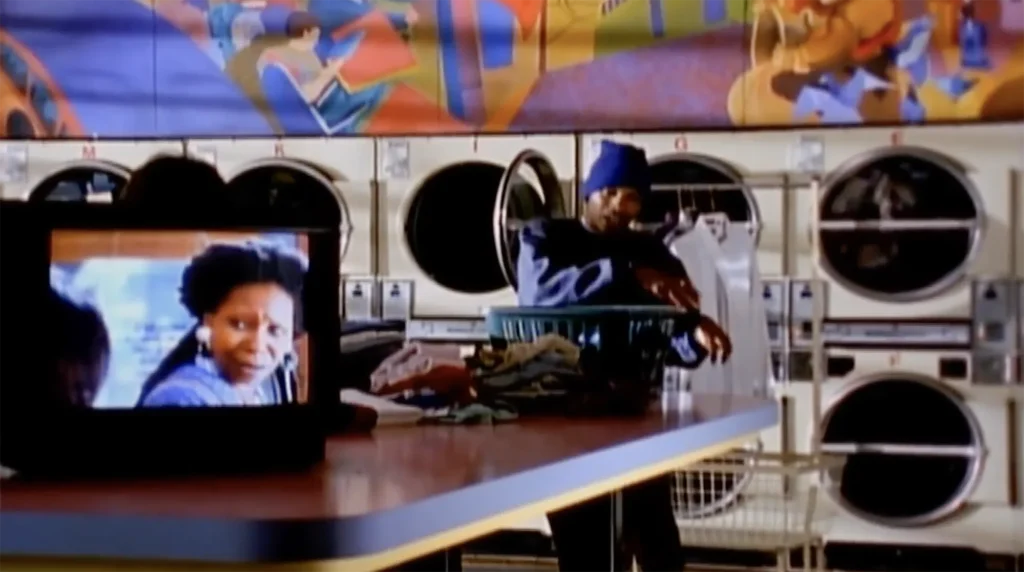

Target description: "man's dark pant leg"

left=547, top=474, right=685, bottom=571
left=395, top=547, right=463, bottom=571
left=623, top=474, right=686, bottom=571
left=547, top=491, right=625, bottom=571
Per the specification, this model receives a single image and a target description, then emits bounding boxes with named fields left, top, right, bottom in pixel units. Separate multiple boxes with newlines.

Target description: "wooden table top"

left=0, top=394, right=776, bottom=566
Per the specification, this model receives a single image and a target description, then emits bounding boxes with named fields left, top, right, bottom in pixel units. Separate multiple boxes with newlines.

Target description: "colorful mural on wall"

left=0, top=0, right=1021, bottom=138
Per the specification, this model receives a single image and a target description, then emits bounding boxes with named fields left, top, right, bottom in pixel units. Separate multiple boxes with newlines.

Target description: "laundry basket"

left=672, top=451, right=845, bottom=572
left=485, top=306, right=693, bottom=387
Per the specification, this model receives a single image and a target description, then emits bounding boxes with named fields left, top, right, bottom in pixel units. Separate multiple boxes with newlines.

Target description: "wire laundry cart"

left=672, top=451, right=845, bottom=572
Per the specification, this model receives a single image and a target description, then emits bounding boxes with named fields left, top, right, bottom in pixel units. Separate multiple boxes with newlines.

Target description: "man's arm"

left=644, top=235, right=710, bottom=368
left=516, top=220, right=631, bottom=307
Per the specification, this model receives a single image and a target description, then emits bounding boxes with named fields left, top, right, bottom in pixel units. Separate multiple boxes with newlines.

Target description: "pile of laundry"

left=345, top=334, right=593, bottom=425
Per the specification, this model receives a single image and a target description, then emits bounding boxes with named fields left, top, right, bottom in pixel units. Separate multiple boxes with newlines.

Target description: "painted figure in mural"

left=733, top=0, right=1023, bottom=125
left=137, top=241, right=308, bottom=408
left=959, top=0, right=991, bottom=69
left=259, top=12, right=345, bottom=104
left=737, top=0, right=916, bottom=124
left=184, top=0, right=418, bottom=134
left=518, top=140, right=732, bottom=571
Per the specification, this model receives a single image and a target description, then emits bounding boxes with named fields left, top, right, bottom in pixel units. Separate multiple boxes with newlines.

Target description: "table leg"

left=611, top=490, right=625, bottom=572
left=394, top=546, right=463, bottom=571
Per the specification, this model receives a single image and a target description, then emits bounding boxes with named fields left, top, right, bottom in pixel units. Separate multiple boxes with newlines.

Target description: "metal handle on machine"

left=816, top=219, right=979, bottom=231
left=820, top=443, right=984, bottom=457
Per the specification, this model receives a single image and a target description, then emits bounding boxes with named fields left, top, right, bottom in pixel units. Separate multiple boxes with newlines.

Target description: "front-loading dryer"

left=782, top=341, right=1021, bottom=557
left=0, top=141, right=182, bottom=202
left=377, top=136, right=572, bottom=319
left=183, top=138, right=374, bottom=318
left=793, top=124, right=1019, bottom=319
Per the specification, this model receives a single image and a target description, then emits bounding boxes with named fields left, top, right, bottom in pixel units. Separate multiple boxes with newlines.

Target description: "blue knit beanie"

left=582, top=140, right=651, bottom=200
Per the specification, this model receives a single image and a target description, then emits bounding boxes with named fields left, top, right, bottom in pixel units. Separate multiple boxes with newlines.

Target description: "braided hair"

left=137, top=241, right=308, bottom=404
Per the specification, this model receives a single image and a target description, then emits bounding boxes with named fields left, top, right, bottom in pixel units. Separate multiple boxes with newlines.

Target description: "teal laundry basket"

left=485, top=306, right=693, bottom=391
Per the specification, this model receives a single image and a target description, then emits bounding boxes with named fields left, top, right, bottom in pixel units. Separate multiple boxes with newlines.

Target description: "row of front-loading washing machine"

left=1, top=124, right=1022, bottom=558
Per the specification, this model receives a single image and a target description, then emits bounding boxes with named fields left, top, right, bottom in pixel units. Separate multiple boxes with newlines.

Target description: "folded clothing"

left=370, top=342, right=473, bottom=398
left=368, top=334, right=627, bottom=423
left=472, top=334, right=583, bottom=397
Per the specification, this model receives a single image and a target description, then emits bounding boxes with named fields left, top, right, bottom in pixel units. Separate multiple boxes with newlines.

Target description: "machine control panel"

left=405, top=319, right=490, bottom=342
left=821, top=320, right=972, bottom=349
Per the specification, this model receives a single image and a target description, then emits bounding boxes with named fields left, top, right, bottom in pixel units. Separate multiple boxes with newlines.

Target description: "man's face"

left=585, top=186, right=642, bottom=233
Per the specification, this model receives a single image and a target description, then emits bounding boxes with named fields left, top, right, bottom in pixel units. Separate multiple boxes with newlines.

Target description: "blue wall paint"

left=1, top=0, right=271, bottom=137
left=477, top=0, right=515, bottom=70
left=704, top=0, right=727, bottom=25
left=435, top=0, right=466, bottom=120
left=650, top=0, right=665, bottom=38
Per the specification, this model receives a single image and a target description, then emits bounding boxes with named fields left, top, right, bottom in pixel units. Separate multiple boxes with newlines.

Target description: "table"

left=0, top=394, right=776, bottom=572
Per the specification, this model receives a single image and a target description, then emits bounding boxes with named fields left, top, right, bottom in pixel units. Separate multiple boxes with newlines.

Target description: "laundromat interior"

left=2, top=123, right=1022, bottom=571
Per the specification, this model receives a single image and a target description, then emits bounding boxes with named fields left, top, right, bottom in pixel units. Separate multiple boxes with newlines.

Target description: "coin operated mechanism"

left=341, top=277, right=416, bottom=323
left=761, top=278, right=829, bottom=383
left=970, top=278, right=1021, bottom=385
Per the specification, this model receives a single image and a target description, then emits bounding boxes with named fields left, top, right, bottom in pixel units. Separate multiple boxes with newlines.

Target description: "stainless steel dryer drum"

left=816, top=147, right=985, bottom=304
left=818, top=373, right=986, bottom=527
left=401, top=160, right=515, bottom=296
left=644, top=154, right=762, bottom=243
left=226, top=158, right=355, bottom=268
left=25, top=159, right=129, bottom=202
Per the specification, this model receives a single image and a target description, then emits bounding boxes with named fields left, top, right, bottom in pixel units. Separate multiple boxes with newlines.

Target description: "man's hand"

left=635, top=266, right=700, bottom=310
left=694, top=316, right=732, bottom=364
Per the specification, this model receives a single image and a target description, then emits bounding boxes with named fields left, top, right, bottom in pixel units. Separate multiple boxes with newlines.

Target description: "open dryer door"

left=492, top=149, right=569, bottom=290
left=27, top=160, right=130, bottom=203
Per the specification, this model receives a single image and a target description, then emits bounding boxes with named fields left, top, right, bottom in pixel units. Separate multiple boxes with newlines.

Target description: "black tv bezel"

left=0, top=200, right=344, bottom=478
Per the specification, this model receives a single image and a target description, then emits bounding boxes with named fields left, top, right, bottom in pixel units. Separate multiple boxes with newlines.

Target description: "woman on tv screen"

left=137, top=241, right=308, bottom=407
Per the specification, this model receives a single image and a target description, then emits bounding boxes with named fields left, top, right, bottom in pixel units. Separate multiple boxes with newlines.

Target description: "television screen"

left=49, top=229, right=311, bottom=409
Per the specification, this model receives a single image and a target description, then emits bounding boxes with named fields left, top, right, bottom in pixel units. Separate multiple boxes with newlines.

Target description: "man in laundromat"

left=517, top=139, right=733, bottom=570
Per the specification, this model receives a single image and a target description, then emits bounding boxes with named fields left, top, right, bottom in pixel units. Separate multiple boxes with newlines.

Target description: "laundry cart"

left=673, top=451, right=844, bottom=572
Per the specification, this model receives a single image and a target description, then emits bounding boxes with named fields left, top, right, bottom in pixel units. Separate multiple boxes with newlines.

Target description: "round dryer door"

left=228, top=160, right=352, bottom=259
left=493, top=149, right=568, bottom=289
left=27, top=161, right=130, bottom=202
left=817, top=149, right=983, bottom=301
left=644, top=155, right=760, bottom=242
left=819, top=374, right=985, bottom=526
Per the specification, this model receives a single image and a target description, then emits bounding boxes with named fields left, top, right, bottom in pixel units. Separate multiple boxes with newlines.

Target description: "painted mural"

left=0, top=0, right=1021, bottom=138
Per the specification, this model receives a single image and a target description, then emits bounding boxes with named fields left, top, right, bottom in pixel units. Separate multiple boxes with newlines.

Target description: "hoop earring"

left=282, top=352, right=298, bottom=373
left=195, top=326, right=212, bottom=357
